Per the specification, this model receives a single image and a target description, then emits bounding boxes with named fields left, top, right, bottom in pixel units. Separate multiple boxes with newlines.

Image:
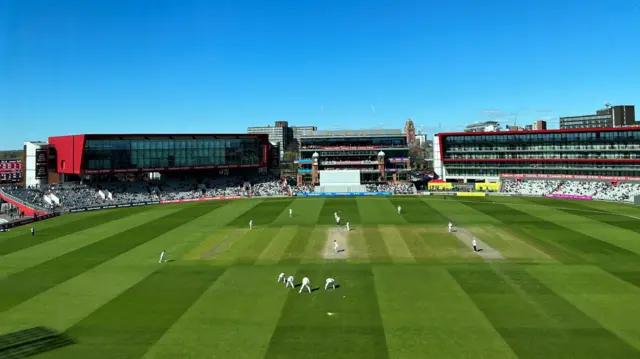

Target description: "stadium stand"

left=500, top=179, right=640, bottom=203
left=3, top=179, right=418, bottom=212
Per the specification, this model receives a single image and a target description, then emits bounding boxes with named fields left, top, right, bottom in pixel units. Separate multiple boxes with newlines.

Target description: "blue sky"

left=1, top=0, right=639, bottom=149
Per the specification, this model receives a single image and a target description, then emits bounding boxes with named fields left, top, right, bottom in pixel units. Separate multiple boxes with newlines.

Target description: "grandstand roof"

left=52, top=133, right=263, bottom=139
left=437, top=126, right=640, bottom=137
left=302, top=129, right=403, bottom=138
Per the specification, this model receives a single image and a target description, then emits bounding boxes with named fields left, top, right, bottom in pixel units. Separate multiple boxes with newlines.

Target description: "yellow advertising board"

left=475, top=183, right=500, bottom=191
left=428, top=183, right=452, bottom=190
left=456, top=192, right=487, bottom=197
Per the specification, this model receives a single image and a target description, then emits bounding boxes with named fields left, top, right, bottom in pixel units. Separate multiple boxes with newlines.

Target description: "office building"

left=248, top=122, right=317, bottom=160
left=560, top=105, right=635, bottom=129
left=464, top=121, right=501, bottom=132
left=433, top=127, right=640, bottom=182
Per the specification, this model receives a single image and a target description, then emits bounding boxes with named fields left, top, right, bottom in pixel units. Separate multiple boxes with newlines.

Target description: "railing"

left=300, top=145, right=409, bottom=150
left=0, top=189, right=51, bottom=213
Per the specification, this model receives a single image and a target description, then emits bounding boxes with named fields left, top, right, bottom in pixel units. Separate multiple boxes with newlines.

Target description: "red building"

left=47, top=134, right=270, bottom=181
left=433, top=127, right=640, bottom=182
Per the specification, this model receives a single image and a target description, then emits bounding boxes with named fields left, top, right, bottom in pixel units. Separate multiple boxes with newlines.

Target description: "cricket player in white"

left=159, top=250, right=166, bottom=263
left=334, top=239, right=340, bottom=253
left=334, top=212, right=338, bottom=219
left=299, top=276, right=312, bottom=293
left=325, top=277, right=336, bottom=290
left=398, top=206, right=401, bottom=214
left=286, top=275, right=295, bottom=288
left=289, top=208, right=293, bottom=217
left=336, top=216, right=340, bottom=226
left=472, top=238, right=477, bottom=252
left=448, top=221, right=453, bottom=232
left=346, top=222, right=350, bottom=231
left=249, top=220, right=253, bottom=230
left=278, top=272, right=285, bottom=283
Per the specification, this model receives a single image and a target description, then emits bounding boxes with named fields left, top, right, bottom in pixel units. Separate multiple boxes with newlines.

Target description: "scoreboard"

left=0, top=160, right=22, bottom=183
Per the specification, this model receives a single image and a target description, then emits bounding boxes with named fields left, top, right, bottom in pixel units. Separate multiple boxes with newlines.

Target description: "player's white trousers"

left=299, top=284, right=311, bottom=293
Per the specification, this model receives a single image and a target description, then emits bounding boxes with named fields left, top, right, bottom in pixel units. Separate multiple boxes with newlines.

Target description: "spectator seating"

left=500, top=179, right=640, bottom=203
left=2, top=178, right=417, bottom=213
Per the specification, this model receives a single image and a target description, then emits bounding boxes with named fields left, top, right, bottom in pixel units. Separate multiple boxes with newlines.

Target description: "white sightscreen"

left=319, top=170, right=361, bottom=185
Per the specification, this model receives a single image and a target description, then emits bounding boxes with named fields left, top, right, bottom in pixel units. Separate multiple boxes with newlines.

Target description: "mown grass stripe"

left=45, top=264, right=226, bottom=359
left=255, top=226, right=298, bottom=265
left=317, top=198, right=361, bottom=225
left=362, top=227, right=392, bottom=263
left=530, top=265, right=640, bottom=351
left=228, top=199, right=293, bottom=227
left=263, top=264, right=389, bottom=359
left=450, top=265, right=640, bottom=359
left=356, top=198, right=406, bottom=225
left=233, top=228, right=282, bottom=265
left=374, top=265, right=518, bottom=359
left=507, top=201, right=640, bottom=266
left=0, top=212, right=101, bottom=242
left=278, top=227, right=314, bottom=265
left=389, top=197, right=448, bottom=224
left=0, top=205, right=183, bottom=279
left=524, top=197, right=640, bottom=236
left=0, top=203, right=221, bottom=313
left=140, top=266, right=292, bottom=359
left=0, top=206, right=153, bottom=256
left=458, top=201, right=585, bottom=264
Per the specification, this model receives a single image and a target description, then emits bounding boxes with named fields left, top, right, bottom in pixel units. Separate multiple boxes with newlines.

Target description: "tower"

left=404, top=118, right=416, bottom=145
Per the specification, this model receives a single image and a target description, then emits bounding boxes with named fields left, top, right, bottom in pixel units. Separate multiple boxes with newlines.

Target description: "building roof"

left=437, top=126, right=640, bottom=137
left=302, top=129, right=403, bottom=138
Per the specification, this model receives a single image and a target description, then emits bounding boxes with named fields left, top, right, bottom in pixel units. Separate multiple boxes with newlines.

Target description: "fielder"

left=289, top=208, right=293, bottom=217
left=336, top=216, right=341, bottom=226
left=334, top=239, right=340, bottom=253
left=31, top=227, right=35, bottom=236
left=299, top=276, right=312, bottom=293
left=448, top=221, right=453, bottom=232
left=325, top=277, right=336, bottom=290
left=249, top=220, right=253, bottom=230
left=397, top=206, right=402, bottom=214
left=472, top=238, right=477, bottom=252
left=286, top=275, right=295, bottom=288
left=159, top=250, right=166, bottom=263
left=346, top=222, right=350, bottom=231
left=278, top=272, right=285, bottom=283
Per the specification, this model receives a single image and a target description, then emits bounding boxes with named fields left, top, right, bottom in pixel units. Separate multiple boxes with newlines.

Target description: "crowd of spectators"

left=366, top=183, right=416, bottom=194
left=500, top=179, right=640, bottom=202
left=1, top=177, right=418, bottom=212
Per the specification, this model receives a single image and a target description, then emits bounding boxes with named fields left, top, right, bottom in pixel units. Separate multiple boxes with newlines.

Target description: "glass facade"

left=441, top=129, right=640, bottom=177
left=300, top=136, right=407, bottom=149
left=443, top=131, right=640, bottom=160
left=83, top=137, right=263, bottom=171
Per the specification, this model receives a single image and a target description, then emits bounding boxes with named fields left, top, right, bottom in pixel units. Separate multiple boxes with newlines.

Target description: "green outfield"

left=2, top=195, right=640, bottom=358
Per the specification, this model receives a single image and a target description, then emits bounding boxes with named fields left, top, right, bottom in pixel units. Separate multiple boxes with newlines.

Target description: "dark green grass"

left=388, top=197, right=448, bottom=224
left=0, top=202, right=222, bottom=312
left=317, top=198, right=361, bottom=225
left=361, top=227, right=391, bottom=262
left=264, top=264, right=389, bottom=359
left=524, top=197, right=640, bottom=235
left=42, top=264, right=226, bottom=359
left=228, top=199, right=293, bottom=227
left=450, top=266, right=640, bottom=359
left=607, top=270, right=640, bottom=291
left=0, top=207, right=152, bottom=255
left=279, top=227, right=314, bottom=265
left=234, top=228, right=281, bottom=265
left=3, top=196, right=640, bottom=359
left=458, top=200, right=640, bottom=265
